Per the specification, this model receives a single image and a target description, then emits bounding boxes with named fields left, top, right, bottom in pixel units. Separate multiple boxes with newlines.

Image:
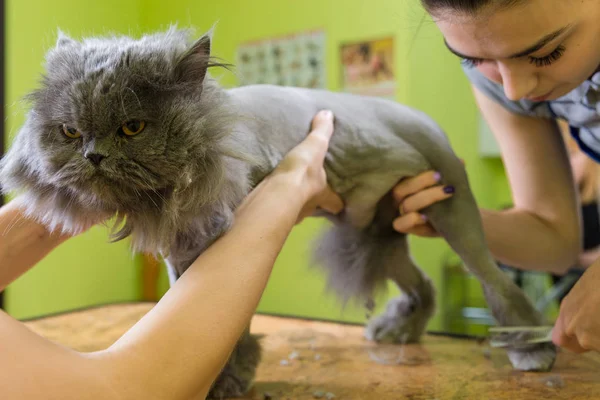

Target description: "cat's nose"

left=85, top=152, right=106, bottom=166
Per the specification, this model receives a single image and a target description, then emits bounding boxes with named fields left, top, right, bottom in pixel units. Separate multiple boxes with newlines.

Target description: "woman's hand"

left=552, top=261, right=600, bottom=353
left=391, top=170, right=456, bottom=237
left=271, top=110, right=344, bottom=223
left=0, top=199, right=87, bottom=291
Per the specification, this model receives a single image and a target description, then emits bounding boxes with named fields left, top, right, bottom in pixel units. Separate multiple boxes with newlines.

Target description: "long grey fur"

left=0, top=27, right=556, bottom=397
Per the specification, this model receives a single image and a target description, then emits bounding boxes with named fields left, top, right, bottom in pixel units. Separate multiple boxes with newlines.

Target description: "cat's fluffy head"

left=0, top=27, right=244, bottom=249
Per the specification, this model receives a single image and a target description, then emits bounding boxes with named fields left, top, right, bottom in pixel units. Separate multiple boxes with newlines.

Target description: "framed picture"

left=236, top=29, right=326, bottom=89
left=340, top=36, right=396, bottom=100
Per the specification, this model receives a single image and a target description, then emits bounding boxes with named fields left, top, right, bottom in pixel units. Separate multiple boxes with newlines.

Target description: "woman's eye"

left=461, top=58, right=484, bottom=68
left=528, top=45, right=566, bottom=67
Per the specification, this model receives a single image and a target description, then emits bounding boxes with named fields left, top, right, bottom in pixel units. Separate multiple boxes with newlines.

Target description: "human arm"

left=0, top=110, right=343, bottom=400
left=0, top=199, right=71, bottom=291
left=392, top=86, right=580, bottom=274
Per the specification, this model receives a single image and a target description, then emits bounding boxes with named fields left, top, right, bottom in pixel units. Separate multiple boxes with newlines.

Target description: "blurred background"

left=2, top=0, right=594, bottom=336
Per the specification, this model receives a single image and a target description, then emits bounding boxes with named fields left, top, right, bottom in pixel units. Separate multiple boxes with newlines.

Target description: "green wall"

left=4, top=1, right=511, bottom=331
left=4, top=0, right=144, bottom=319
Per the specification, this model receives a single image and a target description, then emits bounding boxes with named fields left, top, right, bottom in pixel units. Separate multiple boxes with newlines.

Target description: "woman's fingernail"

left=321, top=110, right=333, bottom=120
left=434, top=171, right=442, bottom=182
left=443, top=185, right=455, bottom=194
left=421, top=214, right=428, bottom=222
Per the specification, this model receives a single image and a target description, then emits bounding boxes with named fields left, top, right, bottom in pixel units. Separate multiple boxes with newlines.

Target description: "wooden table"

left=24, top=303, right=600, bottom=399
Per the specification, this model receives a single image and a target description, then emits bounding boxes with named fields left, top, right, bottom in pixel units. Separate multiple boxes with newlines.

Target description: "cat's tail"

left=311, top=194, right=406, bottom=306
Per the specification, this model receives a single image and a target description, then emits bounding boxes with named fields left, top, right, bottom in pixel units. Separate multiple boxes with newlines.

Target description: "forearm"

left=0, top=310, right=116, bottom=400
left=98, top=174, right=306, bottom=399
left=471, top=87, right=580, bottom=275
left=481, top=207, right=579, bottom=274
left=0, top=200, right=69, bottom=290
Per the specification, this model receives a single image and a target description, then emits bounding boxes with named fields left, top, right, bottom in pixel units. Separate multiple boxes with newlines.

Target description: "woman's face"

left=433, top=0, right=600, bottom=102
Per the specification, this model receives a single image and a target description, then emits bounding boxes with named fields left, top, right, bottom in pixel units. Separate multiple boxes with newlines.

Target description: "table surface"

left=23, top=302, right=600, bottom=399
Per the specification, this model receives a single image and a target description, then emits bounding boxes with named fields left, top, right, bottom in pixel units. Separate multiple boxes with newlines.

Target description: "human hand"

left=391, top=170, right=457, bottom=237
left=271, top=110, right=344, bottom=223
left=552, top=262, right=600, bottom=353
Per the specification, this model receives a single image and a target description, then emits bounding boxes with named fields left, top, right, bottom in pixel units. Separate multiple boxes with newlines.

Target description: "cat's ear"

left=56, top=29, right=79, bottom=48
left=174, top=32, right=212, bottom=85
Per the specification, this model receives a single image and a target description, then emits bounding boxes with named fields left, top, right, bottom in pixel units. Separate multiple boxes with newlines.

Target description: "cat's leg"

left=369, top=115, right=558, bottom=371
left=206, top=328, right=262, bottom=399
left=423, top=155, right=556, bottom=371
left=364, top=238, right=436, bottom=344
left=314, top=191, right=435, bottom=344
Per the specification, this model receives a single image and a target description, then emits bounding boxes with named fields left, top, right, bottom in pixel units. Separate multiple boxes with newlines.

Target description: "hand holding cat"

left=391, top=160, right=464, bottom=237
left=271, top=110, right=344, bottom=224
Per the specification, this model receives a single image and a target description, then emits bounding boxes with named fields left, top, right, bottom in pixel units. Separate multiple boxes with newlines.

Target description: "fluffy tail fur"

left=312, top=191, right=405, bottom=305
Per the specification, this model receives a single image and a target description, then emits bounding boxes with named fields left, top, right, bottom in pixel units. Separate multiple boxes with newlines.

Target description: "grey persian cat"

left=0, top=27, right=556, bottom=397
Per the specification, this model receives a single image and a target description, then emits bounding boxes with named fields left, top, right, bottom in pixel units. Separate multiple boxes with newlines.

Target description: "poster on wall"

left=340, top=36, right=396, bottom=99
left=235, top=29, right=326, bottom=89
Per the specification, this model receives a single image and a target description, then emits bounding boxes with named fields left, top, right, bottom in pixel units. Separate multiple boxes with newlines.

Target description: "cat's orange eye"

left=121, top=120, right=146, bottom=136
left=62, top=124, right=81, bottom=139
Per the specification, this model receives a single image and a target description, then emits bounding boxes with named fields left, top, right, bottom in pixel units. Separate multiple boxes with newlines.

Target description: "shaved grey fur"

left=0, top=27, right=556, bottom=397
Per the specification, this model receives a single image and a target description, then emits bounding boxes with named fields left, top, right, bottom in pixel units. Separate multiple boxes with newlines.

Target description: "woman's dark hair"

left=421, top=0, right=523, bottom=15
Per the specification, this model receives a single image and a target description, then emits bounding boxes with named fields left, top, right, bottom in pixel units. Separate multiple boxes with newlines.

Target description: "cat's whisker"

left=136, top=174, right=167, bottom=204
left=132, top=187, right=142, bottom=200
left=141, top=189, right=160, bottom=210
left=124, top=87, right=143, bottom=111
left=119, top=92, right=129, bottom=120
left=132, top=160, right=162, bottom=182
left=150, top=188, right=167, bottom=204
left=64, top=190, right=78, bottom=218
left=46, top=127, right=58, bottom=148
left=128, top=170, right=154, bottom=190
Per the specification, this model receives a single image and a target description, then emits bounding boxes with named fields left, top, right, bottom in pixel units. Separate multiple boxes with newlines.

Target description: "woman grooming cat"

left=2, top=25, right=560, bottom=385
left=1, top=1, right=600, bottom=395
left=391, top=0, right=600, bottom=353
left=0, top=111, right=342, bottom=399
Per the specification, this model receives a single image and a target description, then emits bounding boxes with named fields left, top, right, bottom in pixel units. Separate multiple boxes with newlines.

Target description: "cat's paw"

left=207, top=332, right=261, bottom=399
left=206, top=371, right=252, bottom=399
left=364, top=295, right=432, bottom=344
left=507, top=342, right=557, bottom=372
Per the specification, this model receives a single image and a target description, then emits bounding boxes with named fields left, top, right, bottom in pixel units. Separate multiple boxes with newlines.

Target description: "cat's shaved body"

left=0, top=28, right=556, bottom=398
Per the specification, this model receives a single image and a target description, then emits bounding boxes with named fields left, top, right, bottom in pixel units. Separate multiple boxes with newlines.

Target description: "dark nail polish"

left=443, top=185, right=455, bottom=194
